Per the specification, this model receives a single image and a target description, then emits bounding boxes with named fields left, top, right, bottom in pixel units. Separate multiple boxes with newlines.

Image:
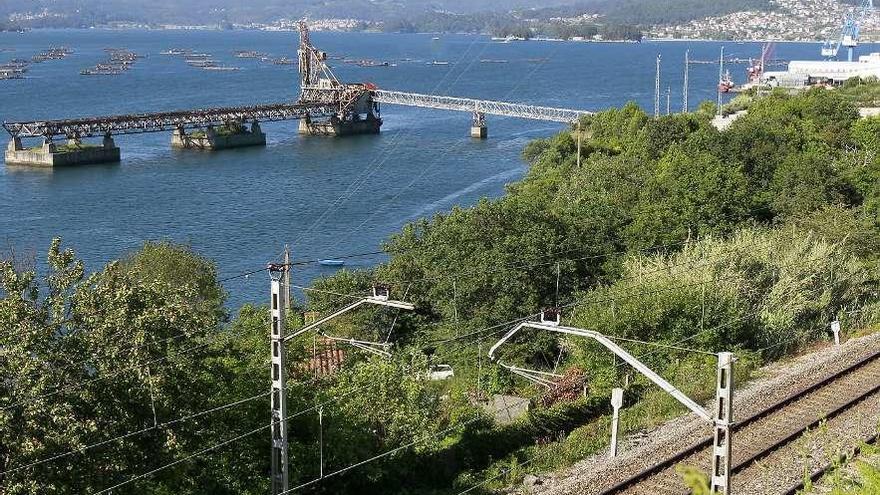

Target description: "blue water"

left=1, top=30, right=868, bottom=308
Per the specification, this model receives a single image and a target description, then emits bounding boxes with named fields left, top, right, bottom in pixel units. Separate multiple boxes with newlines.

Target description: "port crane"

left=822, top=0, right=875, bottom=62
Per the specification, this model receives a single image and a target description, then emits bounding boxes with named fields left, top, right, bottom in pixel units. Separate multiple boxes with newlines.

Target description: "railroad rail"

left=371, top=89, right=592, bottom=123
left=598, top=348, right=880, bottom=495
left=2, top=102, right=335, bottom=139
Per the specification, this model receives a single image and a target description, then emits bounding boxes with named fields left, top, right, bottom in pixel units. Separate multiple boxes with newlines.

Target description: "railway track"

left=598, top=349, right=880, bottom=495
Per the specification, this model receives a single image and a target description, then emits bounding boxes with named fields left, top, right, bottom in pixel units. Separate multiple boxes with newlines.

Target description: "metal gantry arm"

left=320, top=335, right=393, bottom=358
left=488, top=321, right=713, bottom=421
left=488, top=315, right=733, bottom=494
left=283, top=295, right=415, bottom=344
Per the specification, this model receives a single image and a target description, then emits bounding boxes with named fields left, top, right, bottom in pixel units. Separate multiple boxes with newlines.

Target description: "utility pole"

left=710, top=352, right=734, bottom=495
left=717, top=46, right=725, bottom=117
left=654, top=54, right=662, bottom=118
left=666, top=87, right=671, bottom=116
left=576, top=119, right=582, bottom=168
left=683, top=49, right=690, bottom=113
left=283, top=245, right=291, bottom=313
left=269, top=265, right=289, bottom=495
left=609, top=387, right=624, bottom=458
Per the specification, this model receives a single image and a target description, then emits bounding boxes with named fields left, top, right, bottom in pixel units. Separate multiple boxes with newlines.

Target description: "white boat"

left=318, top=260, right=345, bottom=267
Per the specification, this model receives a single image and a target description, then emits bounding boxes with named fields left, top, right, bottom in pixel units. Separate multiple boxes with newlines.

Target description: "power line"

left=280, top=396, right=533, bottom=494
left=292, top=39, right=492, bottom=247
left=2, top=329, right=246, bottom=412
left=86, top=309, right=540, bottom=493
left=84, top=244, right=852, bottom=492
left=325, top=44, right=567, bottom=255
left=0, top=391, right=271, bottom=476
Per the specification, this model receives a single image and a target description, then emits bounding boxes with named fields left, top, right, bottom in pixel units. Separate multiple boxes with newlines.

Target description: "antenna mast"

left=654, top=54, right=662, bottom=118
left=717, top=46, right=725, bottom=116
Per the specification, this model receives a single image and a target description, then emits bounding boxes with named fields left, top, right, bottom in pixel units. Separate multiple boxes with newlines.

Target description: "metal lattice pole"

left=270, top=267, right=289, bottom=494
left=717, top=46, right=725, bottom=117
left=654, top=54, right=662, bottom=118
left=283, top=245, right=291, bottom=312
left=710, top=352, right=734, bottom=495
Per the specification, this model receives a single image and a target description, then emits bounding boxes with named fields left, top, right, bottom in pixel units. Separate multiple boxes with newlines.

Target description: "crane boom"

left=822, top=0, right=874, bottom=61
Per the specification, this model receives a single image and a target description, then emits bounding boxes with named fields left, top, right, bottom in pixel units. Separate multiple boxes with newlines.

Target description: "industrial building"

left=764, top=52, right=880, bottom=87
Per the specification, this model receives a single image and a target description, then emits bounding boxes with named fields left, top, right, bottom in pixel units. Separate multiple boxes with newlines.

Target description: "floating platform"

left=5, top=136, right=120, bottom=167
left=172, top=122, right=266, bottom=151
left=299, top=115, right=382, bottom=137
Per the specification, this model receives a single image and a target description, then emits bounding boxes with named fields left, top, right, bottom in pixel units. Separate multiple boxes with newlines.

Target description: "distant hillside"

left=3, top=0, right=775, bottom=27
left=521, top=0, right=774, bottom=25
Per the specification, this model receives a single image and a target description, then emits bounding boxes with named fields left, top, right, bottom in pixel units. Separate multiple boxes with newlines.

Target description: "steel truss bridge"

left=3, top=102, right=335, bottom=139
left=2, top=21, right=591, bottom=143
left=372, top=90, right=592, bottom=123
left=3, top=92, right=589, bottom=139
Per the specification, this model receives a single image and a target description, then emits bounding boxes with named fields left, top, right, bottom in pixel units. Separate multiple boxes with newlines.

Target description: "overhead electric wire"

left=86, top=309, right=542, bottom=493
left=82, top=237, right=850, bottom=492
left=0, top=391, right=271, bottom=476
left=327, top=43, right=567, bottom=255
left=292, top=38, right=491, bottom=247
left=281, top=397, right=533, bottom=494
left=1, top=329, right=248, bottom=412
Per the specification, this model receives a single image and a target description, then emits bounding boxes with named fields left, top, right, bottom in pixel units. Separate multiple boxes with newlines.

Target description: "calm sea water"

left=0, top=30, right=865, bottom=308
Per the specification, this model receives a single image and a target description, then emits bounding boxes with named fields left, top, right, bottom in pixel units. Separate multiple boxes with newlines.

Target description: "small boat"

left=718, top=70, right=736, bottom=93
left=432, top=37, right=441, bottom=41
left=428, top=60, right=450, bottom=66
left=318, top=260, right=346, bottom=267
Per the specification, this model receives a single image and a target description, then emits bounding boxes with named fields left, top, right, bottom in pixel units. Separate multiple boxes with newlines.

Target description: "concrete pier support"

left=471, top=111, right=487, bottom=139
left=5, top=135, right=120, bottom=167
left=470, top=125, right=488, bottom=139
left=298, top=115, right=382, bottom=137
left=172, top=121, right=267, bottom=151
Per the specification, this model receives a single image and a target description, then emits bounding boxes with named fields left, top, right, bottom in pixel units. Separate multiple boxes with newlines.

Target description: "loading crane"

left=822, top=0, right=875, bottom=62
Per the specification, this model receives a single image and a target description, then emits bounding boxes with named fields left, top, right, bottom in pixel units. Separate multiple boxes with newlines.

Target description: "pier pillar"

left=471, top=112, right=487, bottom=139
left=5, top=135, right=119, bottom=167
left=172, top=122, right=266, bottom=151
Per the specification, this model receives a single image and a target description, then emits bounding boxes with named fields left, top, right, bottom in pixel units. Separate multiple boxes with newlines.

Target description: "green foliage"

left=8, top=82, right=880, bottom=495
left=0, top=239, right=262, bottom=495
left=676, top=465, right=712, bottom=495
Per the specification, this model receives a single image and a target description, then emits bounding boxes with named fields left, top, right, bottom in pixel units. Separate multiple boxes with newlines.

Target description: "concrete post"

left=251, top=121, right=262, bottom=136
left=103, top=134, right=116, bottom=149
left=269, top=269, right=289, bottom=494
left=609, top=387, right=624, bottom=458
left=710, top=352, right=734, bottom=495
left=42, top=138, right=56, bottom=153
left=831, top=320, right=841, bottom=346
left=8, top=137, right=22, bottom=152
left=171, top=128, right=187, bottom=149
left=471, top=111, right=487, bottom=139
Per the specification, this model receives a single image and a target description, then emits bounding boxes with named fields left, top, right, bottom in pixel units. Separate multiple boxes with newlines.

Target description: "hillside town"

left=5, top=1, right=880, bottom=41
left=650, top=0, right=880, bottom=41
